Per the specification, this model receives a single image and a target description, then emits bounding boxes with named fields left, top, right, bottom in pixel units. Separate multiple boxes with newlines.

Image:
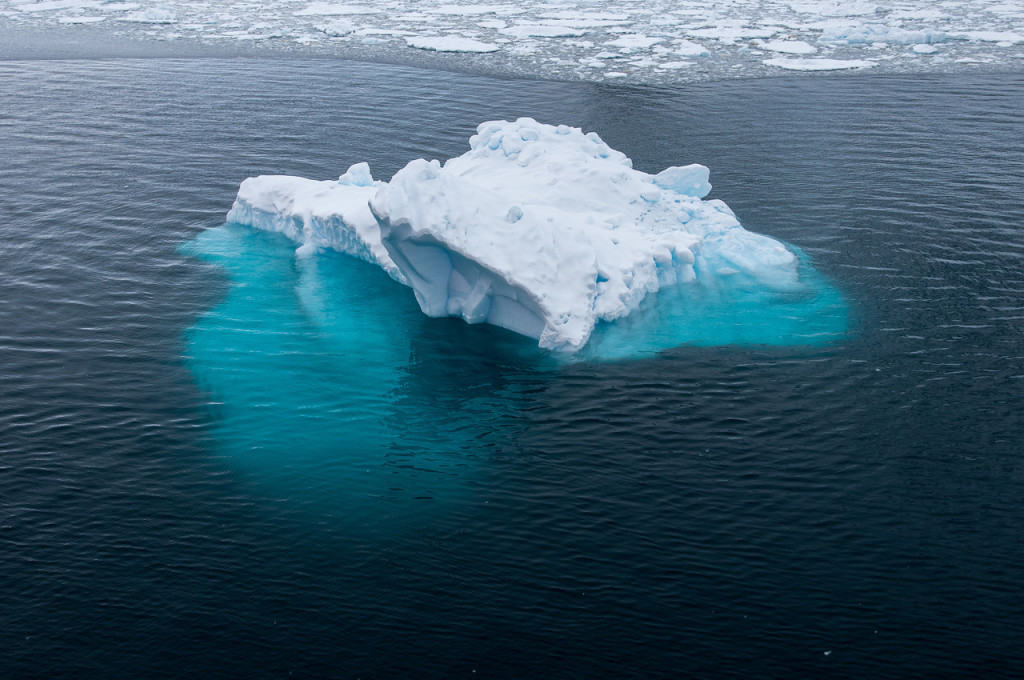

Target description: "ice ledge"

left=225, top=164, right=405, bottom=281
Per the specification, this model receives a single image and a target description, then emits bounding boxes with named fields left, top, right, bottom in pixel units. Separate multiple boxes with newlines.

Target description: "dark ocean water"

left=1, top=59, right=1022, bottom=678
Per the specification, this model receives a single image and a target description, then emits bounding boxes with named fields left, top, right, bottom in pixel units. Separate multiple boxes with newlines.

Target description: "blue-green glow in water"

left=181, top=224, right=537, bottom=521
left=182, top=224, right=848, bottom=509
left=583, top=246, right=849, bottom=360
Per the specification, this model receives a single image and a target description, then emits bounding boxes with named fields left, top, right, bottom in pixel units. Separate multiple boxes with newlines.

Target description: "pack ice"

left=227, top=118, right=800, bottom=352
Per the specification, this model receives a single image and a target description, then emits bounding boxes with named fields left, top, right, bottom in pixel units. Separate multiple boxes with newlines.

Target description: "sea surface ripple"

left=1, top=59, right=1022, bottom=678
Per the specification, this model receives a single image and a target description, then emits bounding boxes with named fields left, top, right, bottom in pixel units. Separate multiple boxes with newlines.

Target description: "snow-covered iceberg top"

left=227, top=118, right=800, bottom=352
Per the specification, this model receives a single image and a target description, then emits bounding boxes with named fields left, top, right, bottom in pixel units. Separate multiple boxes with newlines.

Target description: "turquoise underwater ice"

left=182, top=223, right=847, bottom=513
left=181, top=225, right=522, bottom=521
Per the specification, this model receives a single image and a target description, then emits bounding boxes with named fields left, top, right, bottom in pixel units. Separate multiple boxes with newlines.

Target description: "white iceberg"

left=226, top=162, right=402, bottom=279
left=227, top=118, right=802, bottom=352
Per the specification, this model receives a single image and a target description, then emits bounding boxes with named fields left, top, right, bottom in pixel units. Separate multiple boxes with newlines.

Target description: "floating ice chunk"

left=294, top=3, right=382, bottom=16
left=539, top=10, right=630, bottom=22
left=607, top=34, right=664, bottom=50
left=228, top=119, right=805, bottom=352
left=369, top=118, right=798, bottom=351
left=337, top=162, right=374, bottom=187
left=430, top=4, right=513, bottom=16
left=819, top=23, right=950, bottom=45
left=501, top=24, right=586, bottom=38
left=912, top=44, right=939, bottom=54
left=961, top=31, right=1024, bottom=43
left=58, top=15, right=105, bottom=23
left=226, top=165, right=401, bottom=279
left=405, top=36, right=500, bottom=52
left=652, top=165, right=711, bottom=198
left=759, top=39, right=817, bottom=54
left=120, top=8, right=176, bottom=23
left=764, top=57, right=877, bottom=71
left=317, top=19, right=356, bottom=36
left=14, top=0, right=101, bottom=11
left=97, top=2, right=139, bottom=11
left=673, top=39, right=709, bottom=56
left=687, top=24, right=777, bottom=44
left=657, top=60, right=696, bottom=70
left=787, top=0, right=881, bottom=17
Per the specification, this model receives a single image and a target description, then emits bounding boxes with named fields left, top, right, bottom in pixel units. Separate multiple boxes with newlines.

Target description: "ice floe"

left=2, top=0, right=1022, bottom=83
left=763, top=56, right=877, bottom=71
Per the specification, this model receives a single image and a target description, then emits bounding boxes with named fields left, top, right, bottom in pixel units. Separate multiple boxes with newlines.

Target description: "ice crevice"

left=227, top=117, right=803, bottom=352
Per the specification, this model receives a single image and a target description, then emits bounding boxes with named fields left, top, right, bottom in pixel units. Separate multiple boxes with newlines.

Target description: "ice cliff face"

left=227, top=118, right=801, bottom=352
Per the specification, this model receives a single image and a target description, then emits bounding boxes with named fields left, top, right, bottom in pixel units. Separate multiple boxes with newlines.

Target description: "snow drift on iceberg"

left=227, top=118, right=804, bottom=352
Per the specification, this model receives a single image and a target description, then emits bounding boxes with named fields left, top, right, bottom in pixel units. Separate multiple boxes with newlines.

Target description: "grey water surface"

left=1, top=59, right=1022, bottom=678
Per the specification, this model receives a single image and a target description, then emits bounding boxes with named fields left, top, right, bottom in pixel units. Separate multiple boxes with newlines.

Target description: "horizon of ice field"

left=1, top=0, right=1023, bottom=84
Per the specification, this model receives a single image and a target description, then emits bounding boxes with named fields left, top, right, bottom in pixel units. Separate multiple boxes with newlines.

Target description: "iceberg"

left=227, top=118, right=804, bottom=352
left=226, top=162, right=404, bottom=281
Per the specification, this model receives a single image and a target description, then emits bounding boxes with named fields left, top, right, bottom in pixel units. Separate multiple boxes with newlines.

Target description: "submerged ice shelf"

left=227, top=118, right=837, bottom=354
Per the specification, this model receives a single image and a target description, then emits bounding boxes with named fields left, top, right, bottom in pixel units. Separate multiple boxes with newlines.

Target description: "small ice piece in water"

left=759, top=39, right=817, bottom=54
left=501, top=24, right=586, bottom=39
left=673, top=39, right=708, bottom=57
left=405, top=36, right=500, bottom=52
left=294, top=3, right=382, bottom=16
left=652, top=165, right=711, bottom=198
left=317, top=19, right=356, bottom=36
left=763, top=57, right=877, bottom=71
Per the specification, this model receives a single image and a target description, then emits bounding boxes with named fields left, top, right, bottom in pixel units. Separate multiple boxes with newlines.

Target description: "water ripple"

left=2, top=60, right=1023, bottom=679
